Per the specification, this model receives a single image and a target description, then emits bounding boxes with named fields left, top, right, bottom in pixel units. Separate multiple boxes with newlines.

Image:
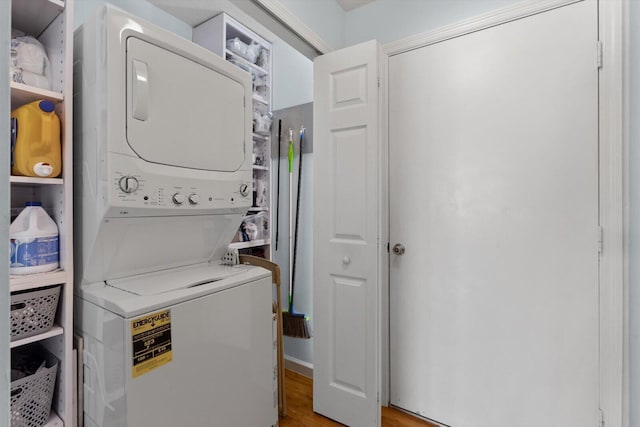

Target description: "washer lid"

left=106, top=263, right=250, bottom=296
left=125, top=36, right=247, bottom=171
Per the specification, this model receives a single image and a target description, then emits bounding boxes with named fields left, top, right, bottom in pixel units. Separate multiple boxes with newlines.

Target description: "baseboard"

left=284, top=355, right=313, bottom=378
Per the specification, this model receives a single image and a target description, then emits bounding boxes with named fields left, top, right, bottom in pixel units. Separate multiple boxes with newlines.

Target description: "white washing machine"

left=74, top=6, right=274, bottom=426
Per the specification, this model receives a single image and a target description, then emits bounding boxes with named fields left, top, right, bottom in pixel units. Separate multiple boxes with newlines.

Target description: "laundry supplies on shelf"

left=10, top=202, right=59, bottom=275
left=194, top=12, right=274, bottom=260
left=10, top=285, right=61, bottom=341
left=11, top=100, right=62, bottom=178
left=10, top=344, right=59, bottom=427
left=10, top=36, right=52, bottom=91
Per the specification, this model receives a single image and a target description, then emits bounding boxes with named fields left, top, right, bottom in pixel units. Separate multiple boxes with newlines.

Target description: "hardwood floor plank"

left=280, top=370, right=436, bottom=427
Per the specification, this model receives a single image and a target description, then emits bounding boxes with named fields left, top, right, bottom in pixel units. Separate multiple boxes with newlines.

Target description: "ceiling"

left=335, top=0, right=376, bottom=12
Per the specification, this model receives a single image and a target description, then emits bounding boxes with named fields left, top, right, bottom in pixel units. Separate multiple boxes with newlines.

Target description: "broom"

left=282, top=127, right=311, bottom=339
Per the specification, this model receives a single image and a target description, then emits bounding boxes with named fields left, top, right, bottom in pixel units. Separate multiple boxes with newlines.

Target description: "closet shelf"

left=253, top=94, right=268, bottom=105
left=252, top=165, right=269, bottom=171
left=11, top=82, right=63, bottom=110
left=11, top=0, right=64, bottom=36
left=11, top=176, right=64, bottom=185
left=226, top=51, right=268, bottom=76
left=44, top=412, right=64, bottom=427
left=10, top=325, right=63, bottom=349
left=10, top=270, right=67, bottom=293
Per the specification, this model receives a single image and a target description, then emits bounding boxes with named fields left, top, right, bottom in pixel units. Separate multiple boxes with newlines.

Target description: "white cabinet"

left=194, top=13, right=273, bottom=259
left=9, top=0, right=74, bottom=425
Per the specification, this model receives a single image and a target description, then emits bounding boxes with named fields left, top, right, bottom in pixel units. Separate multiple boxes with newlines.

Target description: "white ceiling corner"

left=335, top=0, right=376, bottom=12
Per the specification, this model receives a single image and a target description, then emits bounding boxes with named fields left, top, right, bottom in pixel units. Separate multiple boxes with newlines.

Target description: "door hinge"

left=386, top=242, right=390, bottom=253
left=599, top=408, right=604, bottom=427
left=597, top=226, right=603, bottom=254
left=377, top=77, right=380, bottom=88
left=597, top=41, right=603, bottom=69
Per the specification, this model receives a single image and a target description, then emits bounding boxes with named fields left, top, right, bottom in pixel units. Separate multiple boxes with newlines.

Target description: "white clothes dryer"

left=74, top=6, right=274, bottom=426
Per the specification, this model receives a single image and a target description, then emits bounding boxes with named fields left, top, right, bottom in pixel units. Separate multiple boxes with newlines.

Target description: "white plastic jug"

left=10, top=202, right=59, bottom=275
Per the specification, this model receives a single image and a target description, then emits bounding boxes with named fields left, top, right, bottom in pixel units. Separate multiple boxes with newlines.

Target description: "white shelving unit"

left=194, top=13, right=273, bottom=260
left=9, top=0, right=74, bottom=425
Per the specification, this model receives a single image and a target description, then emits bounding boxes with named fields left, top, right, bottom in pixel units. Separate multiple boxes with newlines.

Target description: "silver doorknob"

left=392, top=243, right=405, bottom=255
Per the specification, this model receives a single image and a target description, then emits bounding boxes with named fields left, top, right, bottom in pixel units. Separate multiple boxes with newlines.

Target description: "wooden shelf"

left=248, top=207, right=269, bottom=212
left=229, top=239, right=271, bottom=249
left=10, top=270, right=67, bottom=293
left=11, top=0, right=64, bottom=36
left=253, top=165, right=269, bottom=171
left=11, top=176, right=64, bottom=185
left=10, top=325, right=64, bottom=349
left=10, top=82, right=63, bottom=110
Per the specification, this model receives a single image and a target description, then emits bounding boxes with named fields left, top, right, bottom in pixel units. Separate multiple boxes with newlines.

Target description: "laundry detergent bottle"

left=10, top=202, right=59, bottom=275
left=11, top=100, right=62, bottom=178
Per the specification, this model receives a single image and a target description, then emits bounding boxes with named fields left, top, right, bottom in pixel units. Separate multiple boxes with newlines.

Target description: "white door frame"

left=383, top=1, right=628, bottom=426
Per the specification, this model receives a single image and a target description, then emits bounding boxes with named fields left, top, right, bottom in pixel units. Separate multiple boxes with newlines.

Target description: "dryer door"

left=126, top=36, right=247, bottom=171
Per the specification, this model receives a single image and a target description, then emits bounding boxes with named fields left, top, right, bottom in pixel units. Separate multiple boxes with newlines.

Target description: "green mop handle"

left=288, top=137, right=294, bottom=173
left=287, top=129, right=294, bottom=309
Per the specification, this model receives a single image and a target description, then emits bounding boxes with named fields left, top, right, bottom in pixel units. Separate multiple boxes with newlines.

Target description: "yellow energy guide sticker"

left=131, top=310, right=172, bottom=378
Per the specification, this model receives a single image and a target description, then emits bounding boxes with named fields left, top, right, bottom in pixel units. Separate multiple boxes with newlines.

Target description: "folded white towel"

left=11, top=36, right=49, bottom=75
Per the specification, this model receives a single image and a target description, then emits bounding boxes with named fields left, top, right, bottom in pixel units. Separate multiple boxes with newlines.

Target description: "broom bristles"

left=282, top=312, right=312, bottom=339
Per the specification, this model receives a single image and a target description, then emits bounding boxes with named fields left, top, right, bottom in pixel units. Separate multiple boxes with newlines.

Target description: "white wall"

left=277, top=0, right=345, bottom=50
left=1, top=1, right=11, bottom=426
left=74, top=0, right=192, bottom=37
left=272, top=43, right=314, bottom=364
left=629, top=1, right=639, bottom=425
left=272, top=40, right=313, bottom=111
left=344, top=0, right=520, bottom=46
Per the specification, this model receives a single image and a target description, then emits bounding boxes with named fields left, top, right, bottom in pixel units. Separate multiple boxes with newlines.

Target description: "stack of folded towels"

left=10, top=36, right=51, bottom=90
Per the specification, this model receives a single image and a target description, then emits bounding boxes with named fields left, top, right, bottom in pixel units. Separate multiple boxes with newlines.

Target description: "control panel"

left=110, top=168, right=251, bottom=216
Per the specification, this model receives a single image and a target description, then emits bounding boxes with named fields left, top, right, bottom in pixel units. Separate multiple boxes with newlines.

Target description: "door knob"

left=392, top=243, right=405, bottom=255
left=342, top=256, right=351, bottom=265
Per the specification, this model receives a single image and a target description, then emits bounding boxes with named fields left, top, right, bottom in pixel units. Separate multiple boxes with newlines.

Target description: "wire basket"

left=11, top=345, right=59, bottom=427
left=10, top=285, right=60, bottom=341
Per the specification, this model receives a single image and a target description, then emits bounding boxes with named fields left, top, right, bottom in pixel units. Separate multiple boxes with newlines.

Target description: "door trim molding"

left=383, top=0, right=583, bottom=56
left=383, top=1, right=628, bottom=425
left=253, top=0, right=333, bottom=54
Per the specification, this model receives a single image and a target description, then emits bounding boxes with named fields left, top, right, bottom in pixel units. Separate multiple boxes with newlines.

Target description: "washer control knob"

left=172, top=193, right=186, bottom=205
left=188, top=193, right=200, bottom=205
left=119, top=176, right=139, bottom=193
left=239, top=184, right=250, bottom=197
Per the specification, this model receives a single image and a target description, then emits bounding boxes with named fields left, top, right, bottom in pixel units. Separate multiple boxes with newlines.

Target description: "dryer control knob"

left=172, top=193, right=186, bottom=205
left=239, top=184, right=250, bottom=197
left=188, top=193, right=200, bottom=205
left=119, top=176, right=139, bottom=193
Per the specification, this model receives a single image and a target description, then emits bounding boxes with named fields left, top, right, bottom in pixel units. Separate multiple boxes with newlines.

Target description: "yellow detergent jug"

left=11, top=100, right=61, bottom=178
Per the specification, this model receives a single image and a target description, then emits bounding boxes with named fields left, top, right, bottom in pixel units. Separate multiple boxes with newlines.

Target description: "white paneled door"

left=313, top=40, right=386, bottom=427
left=389, top=2, right=599, bottom=427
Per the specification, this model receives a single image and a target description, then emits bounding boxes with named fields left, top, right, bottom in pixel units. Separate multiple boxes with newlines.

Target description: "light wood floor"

left=279, top=369, right=437, bottom=427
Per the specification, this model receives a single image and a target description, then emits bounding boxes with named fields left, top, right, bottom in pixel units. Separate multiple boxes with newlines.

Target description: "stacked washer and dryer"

left=74, top=6, right=275, bottom=426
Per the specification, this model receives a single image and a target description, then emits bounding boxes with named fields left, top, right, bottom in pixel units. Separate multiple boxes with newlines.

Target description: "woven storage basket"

left=10, top=285, right=60, bottom=341
left=11, top=345, right=59, bottom=427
